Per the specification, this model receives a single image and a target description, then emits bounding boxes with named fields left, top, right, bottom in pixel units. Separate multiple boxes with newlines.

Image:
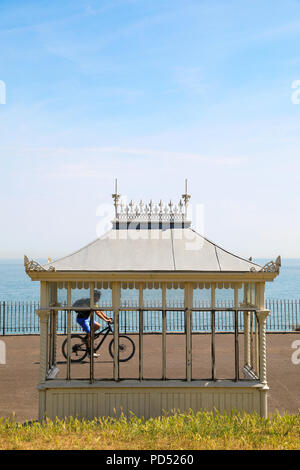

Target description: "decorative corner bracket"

left=250, top=255, right=281, bottom=273
left=24, top=255, right=56, bottom=273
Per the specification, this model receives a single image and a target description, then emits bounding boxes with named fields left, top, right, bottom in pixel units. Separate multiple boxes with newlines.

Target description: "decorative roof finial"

left=112, top=178, right=120, bottom=219
left=182, top=178, right=191, bottom=215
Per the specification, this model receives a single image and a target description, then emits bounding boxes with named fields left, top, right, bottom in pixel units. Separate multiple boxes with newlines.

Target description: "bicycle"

left=61, top=323, right=135, bottom=363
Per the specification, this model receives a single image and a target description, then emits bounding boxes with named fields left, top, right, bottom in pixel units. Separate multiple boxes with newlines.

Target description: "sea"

left=0, top=258, right=299, bottom=302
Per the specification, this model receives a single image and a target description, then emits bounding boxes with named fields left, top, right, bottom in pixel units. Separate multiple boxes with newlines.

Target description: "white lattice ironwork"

left=114, top=198, right=191, bottom=222
left=112, top=178, right=191, bottom=223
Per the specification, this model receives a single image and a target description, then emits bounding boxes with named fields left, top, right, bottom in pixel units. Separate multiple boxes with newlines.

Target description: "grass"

left=0, top=410, right=299, bottom=450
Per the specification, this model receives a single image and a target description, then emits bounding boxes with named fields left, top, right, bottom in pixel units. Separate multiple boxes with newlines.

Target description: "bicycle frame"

left=91, top=323, right=113, bottom=353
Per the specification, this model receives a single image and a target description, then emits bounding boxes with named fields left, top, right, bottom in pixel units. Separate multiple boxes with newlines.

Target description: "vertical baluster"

left=284, top=299, right=287, bottom=332
left=89, top=283, right=95, bottom=384
left=2, top=302, right=5, bottom=336
left=13, top=302, right=15, bottom=334
left=28, top=301, right=31, bottom=333
left=234, top=287, right=239, bottom=381
left=162, top=284, right=167, bottom=380
left=139, top=285, right=143, bottom=381
left=250, top=311, right=254, bottom=368
left=66, top=283, right=72, bottom=381
left=185, top=283, right=193, bottom=382
left=7, top=302, right=9, bottom=335
left=25, top=301, right=28, bottom=334
left=32, top=301, right=35, bottom=333
left=21, top=301, right=23, bottom=334
left=112, top=282, right=120, bottom=381
left=151, top=305, right=153, bottom=333
left=211, top=284, right=216, bottom=381
left=255, top=312, right=259, bottom=376
left=17, top=301, right=19, bottom=334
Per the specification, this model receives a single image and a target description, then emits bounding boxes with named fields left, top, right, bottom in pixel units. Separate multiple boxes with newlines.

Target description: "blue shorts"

left=77, top=317, right=91, bottom=333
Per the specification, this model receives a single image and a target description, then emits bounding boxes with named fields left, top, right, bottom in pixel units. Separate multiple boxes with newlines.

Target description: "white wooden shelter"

left=25, top=185, right=280, bottom=420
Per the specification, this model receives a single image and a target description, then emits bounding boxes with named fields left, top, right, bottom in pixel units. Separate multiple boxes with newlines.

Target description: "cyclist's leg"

left=89, top=321, right=101, bottom=349
left=82, top=319, right=101, bottom=349
left=93, top=321, right=101, bottom=332
left=77, top=317, right=91, bottom=347
left=77, top=318, right=101, bottom=352
left=86, top=319, right=101, bottom=357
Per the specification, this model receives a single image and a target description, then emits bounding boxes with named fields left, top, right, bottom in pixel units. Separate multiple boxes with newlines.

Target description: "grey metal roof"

left=42, top=227, right=262, bottom=272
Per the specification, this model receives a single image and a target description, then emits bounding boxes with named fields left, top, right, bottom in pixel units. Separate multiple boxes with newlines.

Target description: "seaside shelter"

left=25, top=185, right=280, bottom=421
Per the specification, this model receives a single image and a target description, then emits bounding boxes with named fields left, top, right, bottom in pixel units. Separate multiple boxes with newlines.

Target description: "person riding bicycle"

left=73, top=290, right=113, bottom=358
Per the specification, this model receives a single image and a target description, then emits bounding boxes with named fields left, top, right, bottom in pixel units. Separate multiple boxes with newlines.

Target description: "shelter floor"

left=0, top=333, right=299, bottom=422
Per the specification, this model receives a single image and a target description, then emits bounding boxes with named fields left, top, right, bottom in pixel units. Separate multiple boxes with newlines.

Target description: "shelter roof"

left=39, top=227, right=264, bottom=273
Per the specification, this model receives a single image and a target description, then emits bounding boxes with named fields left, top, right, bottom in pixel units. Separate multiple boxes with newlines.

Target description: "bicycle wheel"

left=62, top=334, right=88, bottom=362
left=108, top=335, right=135, bottom=362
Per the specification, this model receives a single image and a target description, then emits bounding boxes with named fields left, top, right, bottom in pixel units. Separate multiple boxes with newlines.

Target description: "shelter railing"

left=41, top=306, right=260, bottom=383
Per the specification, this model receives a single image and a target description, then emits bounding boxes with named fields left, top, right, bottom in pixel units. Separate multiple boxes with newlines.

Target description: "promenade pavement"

left=0, top=333, right=299, bottom=422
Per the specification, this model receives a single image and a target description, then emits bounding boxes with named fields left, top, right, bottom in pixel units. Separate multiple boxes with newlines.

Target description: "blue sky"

left=0, top=0, right=300, bottom=259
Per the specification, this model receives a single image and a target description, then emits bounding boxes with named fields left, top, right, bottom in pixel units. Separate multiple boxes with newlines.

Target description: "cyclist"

left=73, top=290, right=113, bottom=358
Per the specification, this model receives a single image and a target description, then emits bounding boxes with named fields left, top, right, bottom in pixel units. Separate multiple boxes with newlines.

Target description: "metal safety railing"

left=1, top=299, right=300, bottom=335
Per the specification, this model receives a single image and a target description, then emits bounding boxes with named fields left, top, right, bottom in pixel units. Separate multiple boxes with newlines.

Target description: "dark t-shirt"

left=73, top=298, right=97, bottom=320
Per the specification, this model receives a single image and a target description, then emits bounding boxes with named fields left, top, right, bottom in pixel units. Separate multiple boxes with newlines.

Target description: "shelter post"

left=257, top=282, right=270, bottom=417
left=112, top=282, right=121, bottom=381
left=234, top=284, right=240, bottom=381
left=211, top=283, right=216, bottom=380
left=185, top=283, right=193, bottom=381
left=139, top=284, right=144, bottom=381
left=90, top=283, right=95, bottom=383
left=37, top=281, right=50, bottom=422
left=162, top=283, right=167, bottom=380
left=38, top=281, right=49, bottom=383
left=243, top=283, right=250, bottom=368
left=49, top=282, right=58, bottom=371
